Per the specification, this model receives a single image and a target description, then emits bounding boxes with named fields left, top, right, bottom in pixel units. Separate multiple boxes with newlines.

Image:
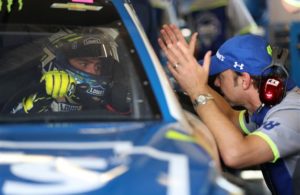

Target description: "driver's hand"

left=22, top=93, right=52, bottom=113
left=40, top=70, right=76, bottom=98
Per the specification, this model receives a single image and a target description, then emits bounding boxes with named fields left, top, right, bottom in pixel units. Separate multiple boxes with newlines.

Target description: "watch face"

left=193, top=94, right=213, bottom=107
left=198, top=95, right=206, bottom=103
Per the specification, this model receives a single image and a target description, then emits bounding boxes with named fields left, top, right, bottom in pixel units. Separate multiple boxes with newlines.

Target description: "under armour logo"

left=233, top=62, right=244, bottom=70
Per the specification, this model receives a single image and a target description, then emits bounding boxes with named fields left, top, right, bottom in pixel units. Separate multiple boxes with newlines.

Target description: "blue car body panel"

left=0, top=122, right=227, bottom=195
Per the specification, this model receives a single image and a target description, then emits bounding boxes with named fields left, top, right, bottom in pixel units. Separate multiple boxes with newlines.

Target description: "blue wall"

left=289, top=22, right=300, bottom=86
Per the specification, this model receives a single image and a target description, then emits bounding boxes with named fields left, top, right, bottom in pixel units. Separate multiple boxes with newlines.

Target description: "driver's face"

left=69, top=57, right=101, bottom=75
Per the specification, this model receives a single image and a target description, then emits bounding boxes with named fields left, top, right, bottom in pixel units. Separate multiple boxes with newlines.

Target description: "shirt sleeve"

left=250, top=109, right=300, bottom=162
left=239, top=110, right=258, bottom=134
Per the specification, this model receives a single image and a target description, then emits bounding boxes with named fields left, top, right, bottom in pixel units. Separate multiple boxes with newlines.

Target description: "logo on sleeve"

left=262, top=121, right=280, bottom=130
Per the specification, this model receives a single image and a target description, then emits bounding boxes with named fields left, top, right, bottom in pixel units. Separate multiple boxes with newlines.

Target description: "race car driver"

left=9, top=30, right=131, bottom=114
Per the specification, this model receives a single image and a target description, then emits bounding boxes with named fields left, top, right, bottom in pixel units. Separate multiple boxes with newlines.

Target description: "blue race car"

left=0, top=0, right=242, bottom=194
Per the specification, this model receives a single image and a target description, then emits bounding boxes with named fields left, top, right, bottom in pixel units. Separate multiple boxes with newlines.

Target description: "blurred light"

left=281, top=0, right=300, bottom=13
left=216, top=176, right=244, bottom=194
left=181, top=28, right=192, bottom=38
left=240, top=170, right=264, bottom=180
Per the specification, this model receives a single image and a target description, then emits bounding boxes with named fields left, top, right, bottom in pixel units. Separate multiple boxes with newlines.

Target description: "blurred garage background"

left=131, top=0, right=300, bottom=87
left=130, top=0, right=300, bottom=194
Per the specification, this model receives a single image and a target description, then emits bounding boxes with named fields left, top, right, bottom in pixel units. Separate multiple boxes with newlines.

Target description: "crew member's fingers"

left=163, top=24, right=178, bottom=45
left=170, top=24, right=187, bottom=46
left=167, top=42, right=189, bottom=65
left=158, top=38, right=178, bottom=64
left=160, top=29, right=173, bottom=46
left=189, top=32, right=198, bottom=54
left=202, top=50, right=212, bottom=74
left=167, top=61, right=180, bottom=79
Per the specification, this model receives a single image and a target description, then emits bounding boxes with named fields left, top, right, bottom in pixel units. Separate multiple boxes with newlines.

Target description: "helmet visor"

left=63, top=36, right=119, bottom=62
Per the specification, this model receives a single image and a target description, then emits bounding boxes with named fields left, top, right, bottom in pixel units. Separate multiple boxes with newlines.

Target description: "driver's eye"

left=79, top=62, right=87, bottom=67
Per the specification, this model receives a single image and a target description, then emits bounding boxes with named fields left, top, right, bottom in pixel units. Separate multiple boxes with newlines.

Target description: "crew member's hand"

left=159, top=32, right=212, bottom=99
left=40, top=70, right=76, bottom=98
left=158, top=24, right=198, bottom=56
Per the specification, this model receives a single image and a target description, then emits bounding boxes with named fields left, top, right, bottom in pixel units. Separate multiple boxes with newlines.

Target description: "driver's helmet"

left=40, top=29, right=119, bottom=102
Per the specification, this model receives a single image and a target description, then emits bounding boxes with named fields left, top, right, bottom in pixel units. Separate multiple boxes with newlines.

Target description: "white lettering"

left=266, top=79, right=280, bottom=87
left=216, top=51, right=225, bottom=61
left=84, top=38, right=102, bottom=46
left=87, top=88, right=104, bottom=96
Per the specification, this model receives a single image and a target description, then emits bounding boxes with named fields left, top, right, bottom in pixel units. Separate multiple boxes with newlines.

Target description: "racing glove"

left=22, top=93, right=52, bottom=113
left=40, top=70, right=76, bottom=98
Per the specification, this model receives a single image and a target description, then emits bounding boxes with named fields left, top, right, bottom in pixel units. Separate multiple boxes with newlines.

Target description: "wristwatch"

left=192, top=93, right=214, bottom=107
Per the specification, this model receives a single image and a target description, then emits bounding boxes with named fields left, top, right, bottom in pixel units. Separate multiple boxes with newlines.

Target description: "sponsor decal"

left=262, top=121, right=280, bottom=130
left=0, top=0, right=23, bottom=12
left=216, top=51, right=225, bottom=61
left=87, top=87, right=104, bottom=96
left=266, top=79, right=280, bottom=87
left=233, top=62, right=244, bottom=70
left=51, top=101, right=82, bottom=112
left=83, top=37, right=102, bottom=45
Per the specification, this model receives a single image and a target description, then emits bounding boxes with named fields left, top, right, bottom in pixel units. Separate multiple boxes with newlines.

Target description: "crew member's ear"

left=241, top=72, right=252, bottom=89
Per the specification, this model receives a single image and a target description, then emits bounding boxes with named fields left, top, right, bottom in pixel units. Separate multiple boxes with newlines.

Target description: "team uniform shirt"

left=239, top=87, right=300, bottom=195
